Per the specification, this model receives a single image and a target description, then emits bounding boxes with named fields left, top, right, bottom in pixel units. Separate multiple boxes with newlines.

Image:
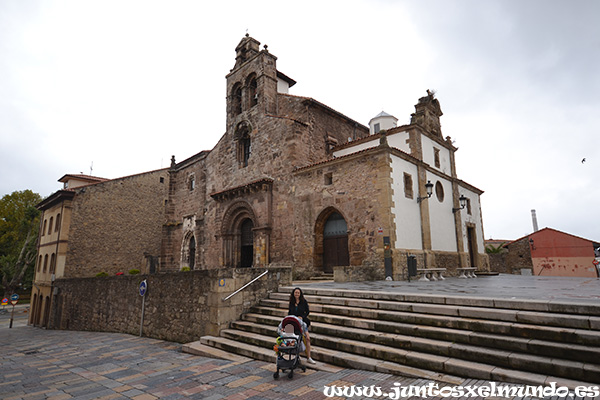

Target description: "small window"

left=43, top=254, right=48, bottom=273
left=467, top=198, right=472, bottom=215
left=241, top=137, right=251, bottom=167
left=435, top=181, right=444, bottom=202
left=42, top=220, right=47, bottom=236
left=55, top=213, right=61, bottom=232
left=374, top=123, right=381, bottom=134
left=48, top=217, right=53, bottom=235
left=403, top=173, right=413, bottom=199
left=38, top=255, right=43, bottom=272
left=434, top=148, right=440, bottom=168
left=160, top=177, right=164, bottom=183
left=324, top=173, right=333, bottom=185
left=189, top=176, right=195, bottom=191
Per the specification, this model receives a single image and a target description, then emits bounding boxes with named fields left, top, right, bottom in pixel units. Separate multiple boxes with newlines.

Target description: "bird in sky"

left=582, top=158, right=586, bottom=163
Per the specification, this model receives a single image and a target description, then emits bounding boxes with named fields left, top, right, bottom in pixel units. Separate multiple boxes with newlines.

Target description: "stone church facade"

left=32, top=34, right=488, bottom=310
left=160, top=35, right=488, bottom=279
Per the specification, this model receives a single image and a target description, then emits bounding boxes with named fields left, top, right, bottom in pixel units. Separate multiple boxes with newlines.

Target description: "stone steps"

left=233, top=316, right=600, bottom=365
left=253, top=303, right=600, bottom=348
left=233, top=315, right=599, bottom=384
left=194, top=286, right=600, bottom=387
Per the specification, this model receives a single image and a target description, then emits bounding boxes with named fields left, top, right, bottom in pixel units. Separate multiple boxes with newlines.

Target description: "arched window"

left=55, top=213, right=61, bottom=232
left=42, top=220, right=47, bottom=236
left=241, top=134, right=251, bottom=167
left=38, top=255, right=43, bottom=272
left=232, top=83, right=242, bottom=115
left=43, top=254, right=48, bottom=273
left=50, top=253, right=56, bottom=274
left=235, top=123, right=252, bottom=167
left=48, top=217, right=53, bottom=235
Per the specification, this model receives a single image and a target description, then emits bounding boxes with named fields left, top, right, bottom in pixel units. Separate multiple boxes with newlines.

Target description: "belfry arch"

left=314, top=207, right=350, bottom=273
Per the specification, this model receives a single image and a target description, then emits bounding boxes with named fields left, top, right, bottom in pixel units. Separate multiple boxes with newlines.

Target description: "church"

left=32, top=35, right=488, bottom=325
left=160, top=34, right=488, bottom=279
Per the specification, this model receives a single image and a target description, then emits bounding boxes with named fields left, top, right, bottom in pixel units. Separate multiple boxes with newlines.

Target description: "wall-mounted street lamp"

left=452, top=194, right=468, bottom=213
left=417, top=180, right=434, bottom=203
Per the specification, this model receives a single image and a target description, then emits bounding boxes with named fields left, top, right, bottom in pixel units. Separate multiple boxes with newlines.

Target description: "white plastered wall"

left=390, top=155, right=423, bottom=250
left=427, top=174, right=457, bottom=251
left=333, top=130, right=410, bottom=158
left=458, top=187, right=485, bottom=255
left=421, top=136, right=451, bottom=175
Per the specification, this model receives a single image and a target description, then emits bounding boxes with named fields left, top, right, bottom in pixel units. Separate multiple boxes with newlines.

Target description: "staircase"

left=190, top=285, right=600, bottom=387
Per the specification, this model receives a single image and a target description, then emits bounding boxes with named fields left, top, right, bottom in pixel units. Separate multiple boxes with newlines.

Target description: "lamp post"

left=452, top=194, right=468, bottom=213
left=417, top=180, right=434, bottom=203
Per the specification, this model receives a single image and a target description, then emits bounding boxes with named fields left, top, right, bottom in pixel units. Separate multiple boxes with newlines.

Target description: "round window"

left=435, top=181, right=444, bottom=202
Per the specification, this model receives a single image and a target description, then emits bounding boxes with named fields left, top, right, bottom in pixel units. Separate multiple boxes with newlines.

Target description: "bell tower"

left=410, top=90, right=443, bottom=137
left=225, top=35, right=279, bottom=132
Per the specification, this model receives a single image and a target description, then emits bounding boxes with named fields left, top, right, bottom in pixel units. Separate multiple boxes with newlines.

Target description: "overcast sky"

left=1, top=0, right=598, bottom=242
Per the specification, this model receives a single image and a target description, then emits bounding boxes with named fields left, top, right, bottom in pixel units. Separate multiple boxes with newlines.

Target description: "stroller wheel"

left=287, top=370, right=294, bottom=379
left=273, top=371, right=280, bottom=380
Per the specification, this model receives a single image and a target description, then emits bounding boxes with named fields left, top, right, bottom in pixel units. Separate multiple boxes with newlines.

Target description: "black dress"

left=289, top=300, right=311, bottom=327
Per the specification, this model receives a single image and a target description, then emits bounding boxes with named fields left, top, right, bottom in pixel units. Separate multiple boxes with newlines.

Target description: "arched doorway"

left=240, top=219, right=254, bottom=268
left=43, top=296, right=51, bottom=328
left=30, top=293, right=38, bottom=325
left=188, top=236, right=196, bottom=269
left=221, top=201, right=257, bottom=268
left=315, top=209, right=349, bottom=273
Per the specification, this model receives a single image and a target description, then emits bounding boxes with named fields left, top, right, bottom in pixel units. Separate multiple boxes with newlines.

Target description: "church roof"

left=374, top=111, right=394, bottom=118
left=369, top=111, right=398, bottom=124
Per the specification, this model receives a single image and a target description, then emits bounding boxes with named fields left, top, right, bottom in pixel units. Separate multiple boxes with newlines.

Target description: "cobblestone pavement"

left=1, top=326, right=568, bottom=400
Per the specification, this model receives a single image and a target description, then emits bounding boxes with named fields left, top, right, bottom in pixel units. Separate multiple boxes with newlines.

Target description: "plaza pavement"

left=1, top=275, right=599, bottom=399
left=2, top=325, right=507, bottom=400
left=292, top=274, right=600, bottom=303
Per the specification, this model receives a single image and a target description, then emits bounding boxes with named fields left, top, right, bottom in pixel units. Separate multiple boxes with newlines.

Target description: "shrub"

left=181, top=266, right=191, bottom=272
left=96, top=272, right=109, bottom=277
left=129, top=269, right=141, bottom=275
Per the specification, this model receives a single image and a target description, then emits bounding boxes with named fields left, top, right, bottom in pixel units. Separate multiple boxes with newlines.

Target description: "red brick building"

left=507, top=228, right=599, bottom=277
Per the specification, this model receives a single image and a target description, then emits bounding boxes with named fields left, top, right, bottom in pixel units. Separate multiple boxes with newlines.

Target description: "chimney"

left=531, top=209, right=539, bottom=232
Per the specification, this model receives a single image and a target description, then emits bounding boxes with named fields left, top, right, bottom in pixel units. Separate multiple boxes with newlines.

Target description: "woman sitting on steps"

left=288, top=287, right=316, bottom=364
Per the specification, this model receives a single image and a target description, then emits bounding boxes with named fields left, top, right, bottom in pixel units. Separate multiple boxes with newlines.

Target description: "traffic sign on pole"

left=139, top=280, right=147, bottom=296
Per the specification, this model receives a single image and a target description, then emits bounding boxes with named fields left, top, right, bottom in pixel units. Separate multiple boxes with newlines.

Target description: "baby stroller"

left=273, top=315, right=307, bottom=379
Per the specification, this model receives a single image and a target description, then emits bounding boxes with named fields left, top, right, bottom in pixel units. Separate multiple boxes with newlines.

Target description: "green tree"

left=0, top=190, right=43, bottom=297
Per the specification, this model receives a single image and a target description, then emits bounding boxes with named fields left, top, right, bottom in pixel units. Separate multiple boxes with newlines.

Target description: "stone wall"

left=292, top=147, right=391, bottom=279
left=488, top=252, right=509, bottom=274
left=66, top=169, right=169, bottom=277
left=333, top=265, right=386, bottom=282
left=49, top=267, right=291, bottom=343
left=505, top=238, right=533, bottom=274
